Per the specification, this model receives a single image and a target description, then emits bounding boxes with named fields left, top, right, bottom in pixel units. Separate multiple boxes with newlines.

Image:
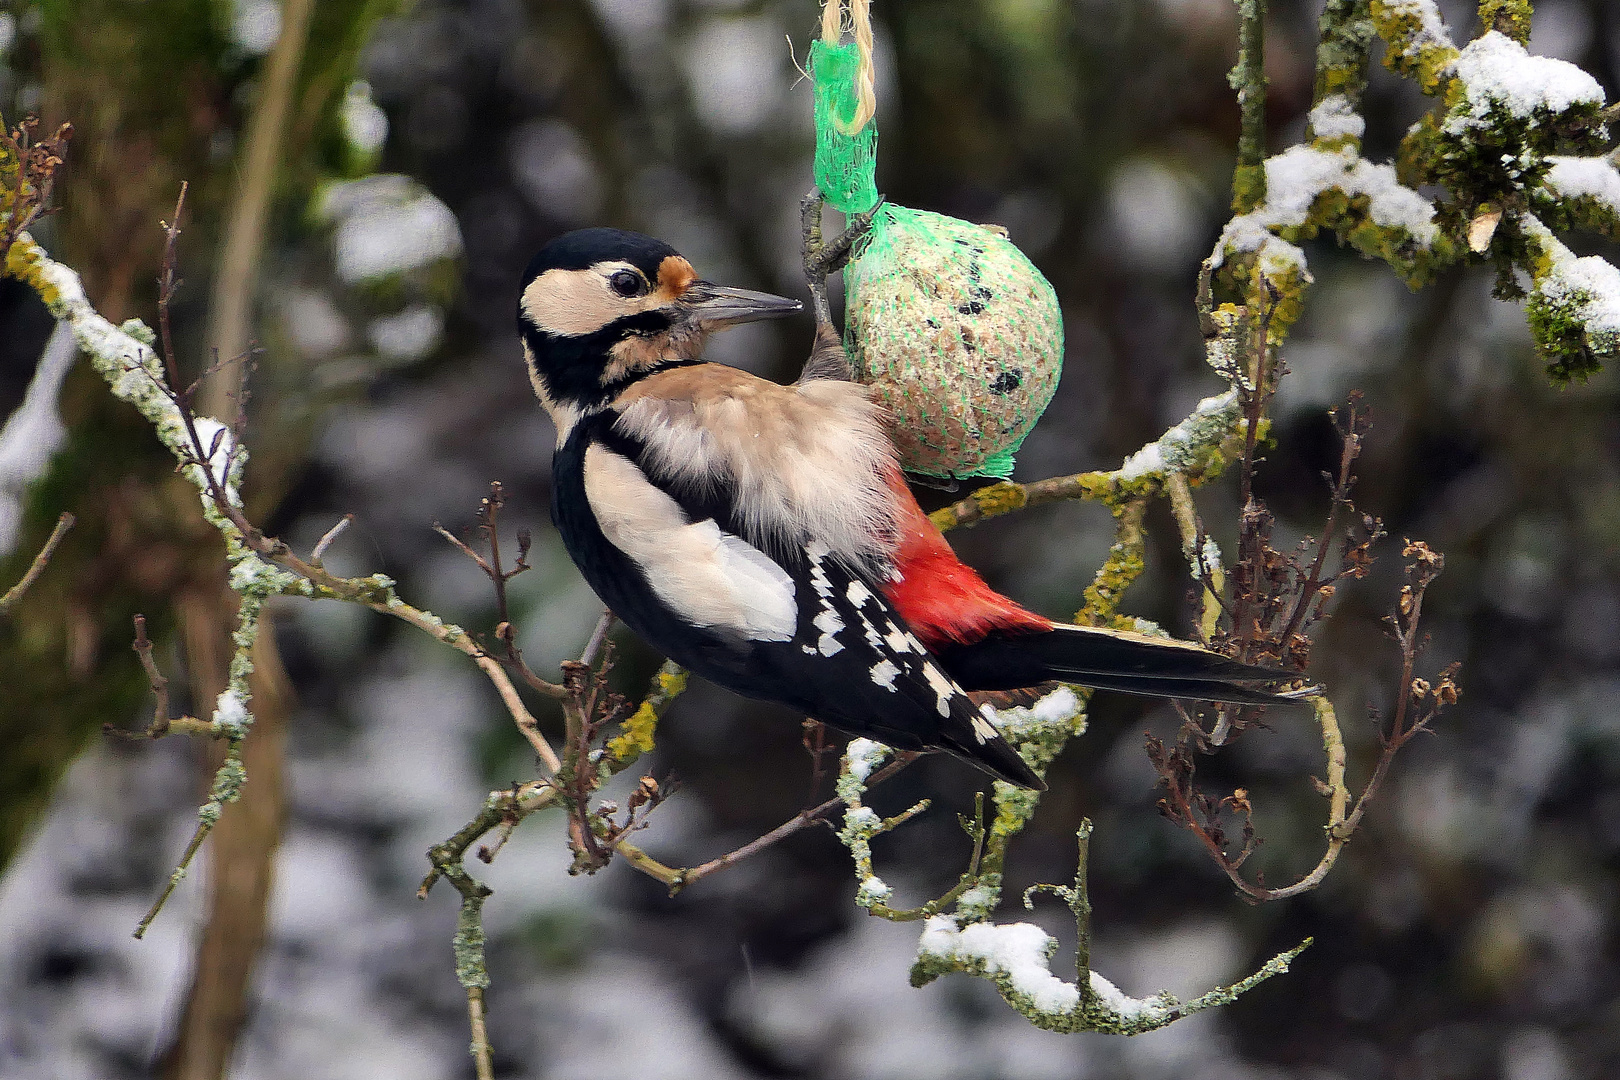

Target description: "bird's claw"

left=804, top=194, right=883, bottom=279
left=801, top=188, right=884, bottom=332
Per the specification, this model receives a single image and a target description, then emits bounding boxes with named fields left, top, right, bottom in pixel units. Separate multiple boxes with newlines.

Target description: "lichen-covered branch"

left=1370, top=0, right=1457, bottom=93
left=3, top=232, right=564, bottom=936
left=908, top=821, right=1312, bottom=1033
left=1312, top=1, right=1374, bottom=129
left=1517, top=211, right=1620, bottom=382
left=930, top=390, right=1251, bottom=534
left=1230, top=0, right=1269, bottom=212
left=1215, top=0, right=1619, bottom=382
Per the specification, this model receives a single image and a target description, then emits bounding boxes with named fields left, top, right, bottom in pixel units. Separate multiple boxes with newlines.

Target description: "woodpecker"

left=517, top=227, right=1308, bottom=790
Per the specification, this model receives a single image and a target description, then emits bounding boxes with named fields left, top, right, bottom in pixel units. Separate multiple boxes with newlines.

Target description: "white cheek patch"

left=522, top=263, right=653, bottom=337
left=584, top=444, right=797, bottom=641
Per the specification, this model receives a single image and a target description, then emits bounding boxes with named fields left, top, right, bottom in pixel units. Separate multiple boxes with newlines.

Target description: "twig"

left=1276, top=396, right=1366, bottom=651
left=615, top=752, right=920, bottom=894
left=135, top=823, right=214, bottom=939
left=156, top=183, right=188, bottom=393
left=103, top=614, right=223, bottom=741
left=0, top=511, right=73, bottom=615
left=435, top=486, right=564, bottom=699
left=310, top=514, right=354, bottom=564
left=1149, top=545, right=1454, bottom=901
left=420, top=781, right=558, bottom=898
left=579, top=608, right=614, bottom=669
left=444, top=869, right=494, bottom=1080
left=1231, top=0, right=1269, bottom=212
left=803, top=720, right=833, bottom=803
left=0, top=114, right=72, bottom=256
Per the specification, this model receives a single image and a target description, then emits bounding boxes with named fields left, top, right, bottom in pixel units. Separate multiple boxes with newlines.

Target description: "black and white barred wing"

left=773, top=542, right=1044, bottom=789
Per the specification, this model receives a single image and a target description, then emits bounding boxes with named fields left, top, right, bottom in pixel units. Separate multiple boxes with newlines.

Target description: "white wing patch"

left=922, top=663, right=958, bottom=718
left=814, top=609, right=846, bottom=656
left=972, top=706, right=1002, bottom=745
left=805, top=536, right=985, bottom=728
left=584, top=444, right=796, bottom=641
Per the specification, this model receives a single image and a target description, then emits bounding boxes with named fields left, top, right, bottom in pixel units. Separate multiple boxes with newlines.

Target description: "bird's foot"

left=804, top=192, right=882, bottom=279
left=800, top=188, right=883, bottom=330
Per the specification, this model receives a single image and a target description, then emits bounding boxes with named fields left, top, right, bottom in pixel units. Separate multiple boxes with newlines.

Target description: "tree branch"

left=0, top=511, right=72, bottom=616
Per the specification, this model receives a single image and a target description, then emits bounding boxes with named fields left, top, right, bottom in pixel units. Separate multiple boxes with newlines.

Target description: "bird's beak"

left=680, top=281, right=802, bottom=330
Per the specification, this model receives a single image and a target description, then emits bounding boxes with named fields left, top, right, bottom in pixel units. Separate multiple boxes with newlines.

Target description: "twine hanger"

left=821, top=0, right=876, bottom=134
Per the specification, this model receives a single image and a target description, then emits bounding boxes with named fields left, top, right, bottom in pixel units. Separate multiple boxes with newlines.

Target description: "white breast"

left=614, top=367, right=899, bottom=567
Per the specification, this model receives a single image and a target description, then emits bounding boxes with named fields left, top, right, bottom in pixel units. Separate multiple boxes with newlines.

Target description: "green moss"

left=1533, top=193, right=1620, bottom=244
left=972, top=481, right=1028, bottom=517
left=1230, top=163, right=1267, bottom=216
left=452, top=894, right=491, bottom=990
left=1526, top=289, right=1607, bottom=384
left=1078, top=501, right=1148, bottom=625
left=605, top=663, right=686, bottom=766
left=1313, top=0, right=1375, bottom=104
left=1477, top=0, right=1533, bottom=43
left=1370, top=0, right=1460, bottom=94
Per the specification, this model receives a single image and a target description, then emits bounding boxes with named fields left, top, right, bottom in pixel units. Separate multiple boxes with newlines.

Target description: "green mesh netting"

left=812, top=35, right=1062, bottom=479
left=811, top=40, right=879, bottom=214
left=844, top=206, right=1064, bottom=479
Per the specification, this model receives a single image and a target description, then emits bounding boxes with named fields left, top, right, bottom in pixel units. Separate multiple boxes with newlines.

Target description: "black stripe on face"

left=520, top=309, right=677, bottom=410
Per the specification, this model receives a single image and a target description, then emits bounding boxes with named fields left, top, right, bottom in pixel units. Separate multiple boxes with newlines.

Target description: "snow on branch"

left=1212, top=143, right=1445, bottom=291
left=1370, top=0, right=1457, bottom=92
left=1520, top=213, right=1620, bottom=381
left=907, top=824, right=1312, bottom=1034
left=1446, top=30, right=1604, bottom=135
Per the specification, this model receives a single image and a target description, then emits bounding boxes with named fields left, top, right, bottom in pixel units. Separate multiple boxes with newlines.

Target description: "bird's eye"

left=609, top=270, right=646, bottom=298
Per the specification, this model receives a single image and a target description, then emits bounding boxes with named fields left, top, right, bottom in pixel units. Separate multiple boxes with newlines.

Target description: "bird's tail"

left=933, top=703, right=1048, bottom=790
left=937, top=623, right=1316, bottom=705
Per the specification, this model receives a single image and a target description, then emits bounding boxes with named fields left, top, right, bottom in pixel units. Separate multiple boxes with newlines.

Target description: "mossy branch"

left=4, top=232, right=564, bottom=941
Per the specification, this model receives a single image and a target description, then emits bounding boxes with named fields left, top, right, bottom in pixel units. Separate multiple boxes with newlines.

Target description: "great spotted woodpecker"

left=517, top=227, right=1307, bottom=790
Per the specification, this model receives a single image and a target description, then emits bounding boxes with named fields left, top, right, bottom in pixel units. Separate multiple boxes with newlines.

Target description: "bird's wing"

left=578, top=438, right=798, bottom=642
left=563, top=413, right=1042, bottom=788
left=759, top=540, right=1045, bottom=789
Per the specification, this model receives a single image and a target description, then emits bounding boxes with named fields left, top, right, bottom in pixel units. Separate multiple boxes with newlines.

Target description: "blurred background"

left=1, top=0, right=1619, bottom=1077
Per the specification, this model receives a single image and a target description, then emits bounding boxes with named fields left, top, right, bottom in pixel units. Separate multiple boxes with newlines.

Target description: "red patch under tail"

left=881, top=468, right=1051, bottom=649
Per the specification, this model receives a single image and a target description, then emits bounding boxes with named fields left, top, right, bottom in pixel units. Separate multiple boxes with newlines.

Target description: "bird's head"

left=517, top=228, right=801, bottom=424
